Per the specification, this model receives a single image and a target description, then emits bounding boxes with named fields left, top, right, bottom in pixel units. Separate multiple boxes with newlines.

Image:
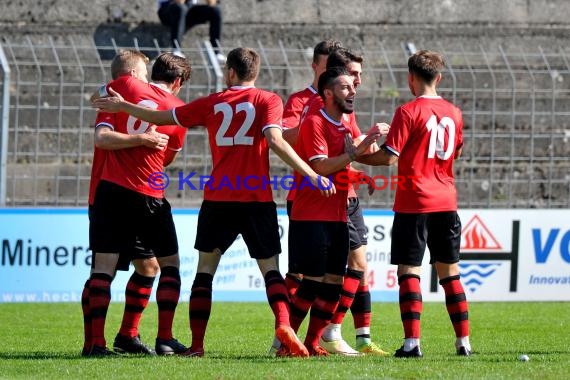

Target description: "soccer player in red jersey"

left=92, top=47, right=335, bottom=358
left=358, top=50, right=471, bottom=357
left=85, top=52, right=192, bottom=356
left=282, top=47, right=390, bottom=356
left=287, top=67, right=380, bottom=356
left=280, top=39, right=343, bottom=300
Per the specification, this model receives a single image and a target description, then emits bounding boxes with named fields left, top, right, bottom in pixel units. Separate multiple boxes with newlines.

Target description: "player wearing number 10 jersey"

left=358, top=50, right=471, bottom=358
left=92, top=47, right=335, bottom=358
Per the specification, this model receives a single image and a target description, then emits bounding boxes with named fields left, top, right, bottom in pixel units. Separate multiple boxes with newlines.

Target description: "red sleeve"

left=282, top=95, right=304, bottom=130
left=299, top=115, right=328, bottom=161
left=259, top=93, right=283, bottom=132
left=384, top=106, right=410, bottom=156
left=167, top=126, right=187, bottom=151
left=173, top=96, right=209, bottom=128
left=94, top=112, right=115, bottom=129
left=455, top=107, right=464, bottom=149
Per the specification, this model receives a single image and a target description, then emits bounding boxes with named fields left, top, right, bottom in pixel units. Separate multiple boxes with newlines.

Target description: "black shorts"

left=286, top=201, right=302, bottom=273
left=194, top=200, right=281, bottom=259
left=347, top=197, right=368, bottom=250
left=88, top=206, right=153, bottom=271
left=390, top=211, right=461, bottom=266
left=89, top=180, right=178, bottom=258
left=289, top=220, right=349, bottom=277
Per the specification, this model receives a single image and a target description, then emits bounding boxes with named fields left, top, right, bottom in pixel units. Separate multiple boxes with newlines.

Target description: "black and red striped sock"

left=331, top=269, right=363, bottom=324
left=289, top=279, right=319, bottom=332
left=351, top=284, right=372, bottom=335
left=398, top=274, right=422, bottom=339
left=81, top=279, right=91, bottom=352
left=89, top=273, right=113, bottom=348
left=265, top=270, right=291, bottom=328
left=156, top=266, right=181, bottom=340
left=118, top=272, right=154, bottom=338
left=440, top=275, right=469, bottom=338
left=304, top=282, right=342, bottom=349
left=285, top=273, right=302, bottom=298
left=189, top=272, right=213, bottom=351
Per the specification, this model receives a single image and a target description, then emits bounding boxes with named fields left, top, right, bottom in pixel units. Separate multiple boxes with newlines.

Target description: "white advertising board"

left=0, top=208, right=568, bottom=302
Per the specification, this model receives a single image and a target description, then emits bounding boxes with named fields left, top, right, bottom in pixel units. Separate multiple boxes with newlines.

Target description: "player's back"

left=386, top=95, right=463, bottom=213
left=101, top=76, right=185, bottom=198
left=173, top=86, right=283, bottom=202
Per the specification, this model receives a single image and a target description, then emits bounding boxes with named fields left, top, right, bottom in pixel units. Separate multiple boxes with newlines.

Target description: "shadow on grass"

left=0, top=351, right=165, bottom=360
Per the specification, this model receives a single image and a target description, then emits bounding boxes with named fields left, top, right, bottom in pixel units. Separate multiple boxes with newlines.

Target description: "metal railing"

left=0, top=36, right=569, bottom=208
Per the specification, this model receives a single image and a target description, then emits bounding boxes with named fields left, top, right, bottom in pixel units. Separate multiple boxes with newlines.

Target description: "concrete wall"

left=1, top=0, right=569, bottom=26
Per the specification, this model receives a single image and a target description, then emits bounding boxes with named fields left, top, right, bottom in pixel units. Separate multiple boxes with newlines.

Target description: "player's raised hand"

left=369, top=122, right=391, bottom=136
left=91, top=87, right=125, bottom=112
left=345, top=130, right=381, bottom=160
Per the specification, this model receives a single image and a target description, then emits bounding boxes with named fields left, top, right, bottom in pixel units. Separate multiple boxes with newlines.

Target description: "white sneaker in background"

left=318, top=337, right=361, bottom=356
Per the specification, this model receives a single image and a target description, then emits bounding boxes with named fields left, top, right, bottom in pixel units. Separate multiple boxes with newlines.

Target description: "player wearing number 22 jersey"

left=90, top=48, right=333, bottom=357
left=172, top=86, right=281, bottom=202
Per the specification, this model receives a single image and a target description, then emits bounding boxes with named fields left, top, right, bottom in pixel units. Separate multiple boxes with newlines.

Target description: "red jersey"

left=291, top=109, right=359, bottom=222
left=282, top=85, right=317, bottom=130
left=88, top=112, right=114, bottom=205
left=99, top=76, right=186, bottom=198
left=384, top=95, right=463, bottom=213
left=172, top=86, right=283, bottom=202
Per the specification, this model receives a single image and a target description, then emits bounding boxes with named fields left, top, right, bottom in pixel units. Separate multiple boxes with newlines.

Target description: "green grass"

left=0, top=302, right=568, bottom=379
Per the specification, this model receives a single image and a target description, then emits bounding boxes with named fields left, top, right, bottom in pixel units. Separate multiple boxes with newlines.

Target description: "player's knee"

left=133, top=258, right=160, bottom=277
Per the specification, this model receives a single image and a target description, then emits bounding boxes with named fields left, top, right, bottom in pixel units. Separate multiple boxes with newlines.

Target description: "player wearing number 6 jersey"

left=357, top=50, right=471, bottom=358
left=86, top=52, right=191, bottom=356
left=92, top=47, right=335, bottom=358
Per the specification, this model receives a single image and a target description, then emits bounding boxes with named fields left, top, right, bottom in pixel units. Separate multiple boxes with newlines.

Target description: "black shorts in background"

left=89, top=204, right=155, bottom=271
left=89, top=180, right=178, bottom=258
left=347, top=197, right=368, bottom=250
left=390, top=211, right=461, bottom=266
left=286, top=200, right=302, bottom=273
left=289, top=220, right=349, bottom=277
left=194, top=200, right=281, bottom=259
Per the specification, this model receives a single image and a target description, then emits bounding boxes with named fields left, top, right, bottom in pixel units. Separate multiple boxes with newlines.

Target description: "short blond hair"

left=110, top=49, right=149, bottom=80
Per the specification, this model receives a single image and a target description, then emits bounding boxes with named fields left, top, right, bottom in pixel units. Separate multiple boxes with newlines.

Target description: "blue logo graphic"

left=459, top=263, right=502, bottom=292
left=148, top=171, right=170, bottom=190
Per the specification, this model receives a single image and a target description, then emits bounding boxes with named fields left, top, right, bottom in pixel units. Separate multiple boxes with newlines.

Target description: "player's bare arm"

left=356, top=146, right=398, bottom=166
left=95, top=125, right=169, bottom=150
left=92, top=88, right=176, bottom=126
left=264, top=127, right=335, bottom=197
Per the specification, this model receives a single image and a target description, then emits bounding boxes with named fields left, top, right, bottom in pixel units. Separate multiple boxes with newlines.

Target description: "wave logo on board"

left=459, top=215, right=503, bottom=292
left=459, top=262, right=502, bottom=293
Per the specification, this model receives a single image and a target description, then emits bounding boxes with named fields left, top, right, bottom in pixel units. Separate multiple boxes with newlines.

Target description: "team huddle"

left=84, top=40, right=472, bottom=359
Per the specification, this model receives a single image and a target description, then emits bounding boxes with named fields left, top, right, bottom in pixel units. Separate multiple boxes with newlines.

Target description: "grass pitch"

left=0, top=302, right=567, bottom=379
